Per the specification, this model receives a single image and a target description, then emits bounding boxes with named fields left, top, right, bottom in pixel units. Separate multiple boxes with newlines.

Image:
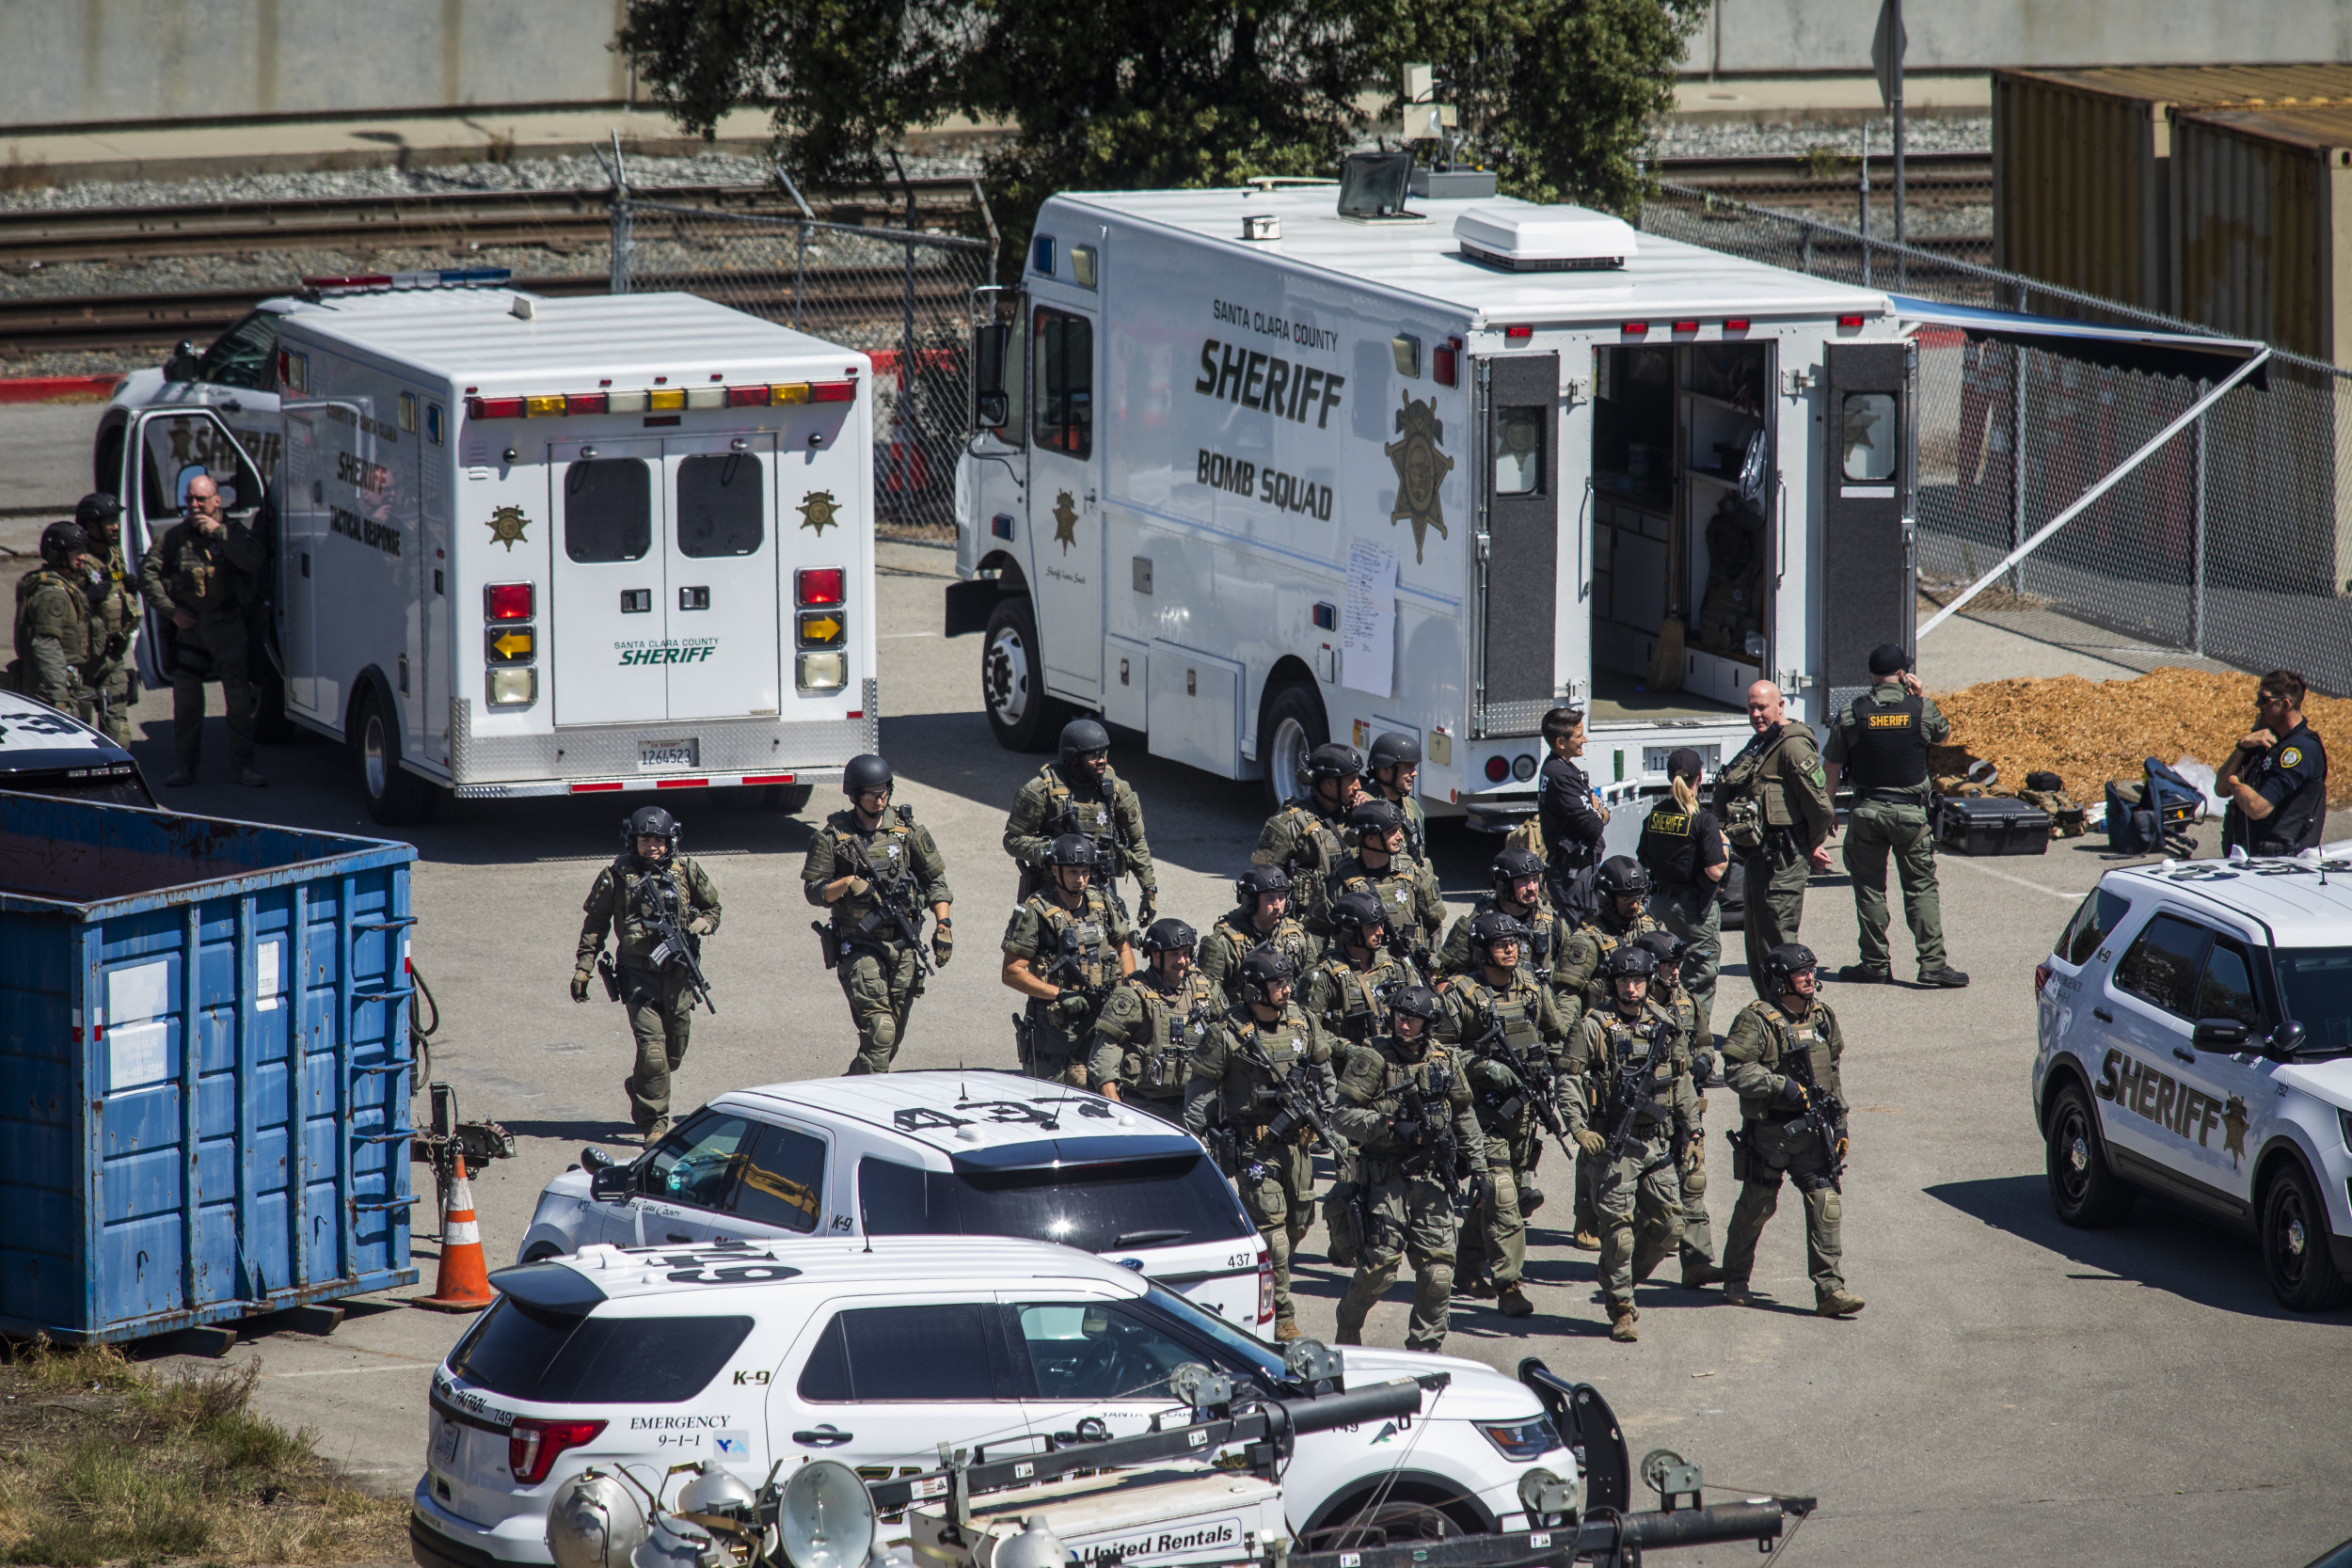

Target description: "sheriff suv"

left=2034, top=851, right=2352, bottom=1310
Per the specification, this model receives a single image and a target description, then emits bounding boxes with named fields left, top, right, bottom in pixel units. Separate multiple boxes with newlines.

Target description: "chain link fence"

left=612, top=198, right=994, bottom=543
left=1643, top=180, right=2352, bottom=694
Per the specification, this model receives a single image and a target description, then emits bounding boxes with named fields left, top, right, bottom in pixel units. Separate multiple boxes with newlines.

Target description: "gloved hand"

left=1575, top=1128, right=1608, bottom=1156
left=569, top=968, right=591, bottom=1004
left=1680, top=1136, right=1706, bottom=1173
left=1138, top=890, right=1158, bottom=926
left=103, top=633, right=128, bottom=661
left=1781, top=1077, right=1808, bottom=1105
left=932, top=917, right=954, bottom=968
left=840, top=875, right=870, bottom=900
left=1391, top=1119, right=1422, bottom=1148
left=1056, top=990, right=1095, bottom=1021
left=687, top=913, right=715, bottom=936
left=1691, top=1049, right=1718, bottom=1085
left=1473, top=1058, right=1521, bottom=1094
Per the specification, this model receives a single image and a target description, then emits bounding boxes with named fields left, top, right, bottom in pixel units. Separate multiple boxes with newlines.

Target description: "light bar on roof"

left=302, top=266, right=515, bottom=295
left=463, top=380, right=860, bottom=420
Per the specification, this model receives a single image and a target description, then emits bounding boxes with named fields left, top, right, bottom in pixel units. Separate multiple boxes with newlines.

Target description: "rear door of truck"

left=549, top=436, right=670, bottom=726
left=664, top=432, right=781, bottom=721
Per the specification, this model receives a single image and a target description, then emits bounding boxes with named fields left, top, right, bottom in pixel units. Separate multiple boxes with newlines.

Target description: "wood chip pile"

left=1928, top=668, right=2352, bottom=810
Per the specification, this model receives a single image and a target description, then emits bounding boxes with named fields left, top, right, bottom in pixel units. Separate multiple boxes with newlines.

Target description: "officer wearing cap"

left=803, top=754, right=954, bottom=1074
left=2218, top=669, right=2330, bottom=856
left=1090, top=918, right=1221, bottom=1116
left=12, top=521, right=93, bottom=717
left=1365, top=732, right=1429, bottom=865
left=73, top=493, right=139, bottom=746
left=572, top=806, right=723, bottom=1144
left=137, top=471, right=266, bottom=787
left=1199, top=865, right=1322, bottom=1005
left=1005, top=718, right=1160, bottom=922
left=1255, top=741, right=1365, bottom=931
left=1321, top=799, right=1444, bottom=967
left=1637, top=749, right=1730, bottom=1049
left=1714, top=681, right=1835, bottom=1001
left=1718, top=942, right=1864, bottom=1317
left=1002, top=834, right=1136, bottom=1085
left=1822, top=643, right=1967, bottom=988
left=1305, top=889, right=1423, bottom=1047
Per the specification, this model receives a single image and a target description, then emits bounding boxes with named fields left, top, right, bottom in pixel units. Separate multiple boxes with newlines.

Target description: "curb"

left=0, top=373, right=126, bottom=404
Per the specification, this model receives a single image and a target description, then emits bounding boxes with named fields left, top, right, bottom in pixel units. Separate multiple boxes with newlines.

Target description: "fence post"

left=1803, top=226, right=1813, bottom=275
left=2191, top=388, right=2207, bottom=656
left=2009, top=341, right=2026, bottom=597
left=606, top=132, right=631, bottom=295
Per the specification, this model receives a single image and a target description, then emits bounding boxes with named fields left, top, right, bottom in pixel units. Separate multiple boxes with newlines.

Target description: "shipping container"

left=0, top=793, right=419, bottom=1344
left=2170, top=103, right=2352, bottom=364
left=1994, top=66, right=2352, bottom=318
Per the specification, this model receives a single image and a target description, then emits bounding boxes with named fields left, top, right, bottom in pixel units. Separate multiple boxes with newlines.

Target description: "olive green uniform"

left=1823, top=682, right=1951, bottom=974
left=1438, top=970, right=1567, bottom=1292
left=1252, top=800, right=1351, bottom=930
left=1198, top=907, right=1321, bottom=1006
left=1435, top=895, right=1573, bottom=993
left=1370, top=787, right=1432, bottom=866
left=1322, top=851, right=1446, bottom=967
left=1713, top=721, right=1835, bottom=1001
left=1652, top=989, right=1717, bottom=1275
left=1184, top=1001, right=1333, bottom=1327
left=1329, top=1033, right=1484, bottom=1350
left=1303, top=947, right=1423, bottom=1048
left=803, top=805, right=952, bottom=1075
left=136, top=516, right=264, bottom=776
left=1562, top=1003, right=1696, bottom=1313
left=82, top=543, right=140, bottom=746
left=576, top=855, right=723, bottom=1133
left=12, top=563, right=91, bottom=715
left=1089, top=965, right=1222, bottom=1117
left=1004, top=761, right=1157, bottom=910
left=1555, top=905, right=1665, bottom=1237
left=1719, top=995, right=1850, bottom=1303
left=1003, top=888, right=1133, bottom=1085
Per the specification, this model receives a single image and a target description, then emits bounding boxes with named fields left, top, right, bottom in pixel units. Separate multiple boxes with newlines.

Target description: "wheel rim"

left=1318, top=1502, right=1461, bottom=1552
left=363, top=711, right=389, bottom=798
left=2275, top=1186, right=2311, bottom=1286
left=2053, top=1106, right=2092, bottom=1206
left=1270, top=713, right=1313, bottom=805
left=984, top=624, right=1032, bottom=730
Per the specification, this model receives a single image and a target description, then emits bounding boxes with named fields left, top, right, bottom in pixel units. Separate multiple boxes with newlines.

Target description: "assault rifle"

left=1392, top=1069, right=1476, bottom=1212
left=636, top=869, right=716, bottom=1013
left=844, top=832, right=933, bottom=990
left=1597, top=1016, right=1678, bottom=1168
left=1236, top=1037, right=1343, bottom=1167
left=1045, top=777, right=1137, bottom=919
left=1470, top=1010, right=1578, bottom=1164
left=1778, top=1037, right=1849, bottom=1187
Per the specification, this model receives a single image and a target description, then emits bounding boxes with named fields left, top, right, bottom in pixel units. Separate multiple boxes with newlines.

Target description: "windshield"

left=2273, top=947, right=2352, bottom=1053
left=0, top=769, right=155, bottom=808
left=1136, top=1282, right=1284, bottom=1385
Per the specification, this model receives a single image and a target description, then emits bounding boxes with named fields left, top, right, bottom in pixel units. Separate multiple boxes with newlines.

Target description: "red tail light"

left=2034, top=961, right=2054, bottom=995
left=1622, top=322, right=1649, bottom=338
left=1485, top=755, right=1511, bottom=783
left=1257, top=1251, right=1276, bottom=1326
left=1838, top=313, right=1865, bottom=329
left=727, top=385, right=771, bottom=407
left=1504, top=325, right=1533, bottom=342
left=1672, top=319, right=1700, bottom=334
left=565, top=392, right=608, bottom=415
left=468, top=396, right=525, bottom=420
left=810, top=380, right=858, bottom=404
left=797, top=567, right=845, bottom=606
left=1433, top=347, right=1456, bottom=387
left=485, top=582, right=533, bottom=621
left=509, top=1417, right=605, bottom=1484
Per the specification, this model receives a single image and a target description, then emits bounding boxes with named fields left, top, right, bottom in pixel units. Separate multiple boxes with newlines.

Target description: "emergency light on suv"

left=464, top=380, right=856, bottom=420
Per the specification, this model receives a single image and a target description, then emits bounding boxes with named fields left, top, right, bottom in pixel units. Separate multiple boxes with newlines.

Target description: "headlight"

left=1476, top=1416, right=1559, bottom=1463
left=2338, top=1108, right=2352, bottom=1155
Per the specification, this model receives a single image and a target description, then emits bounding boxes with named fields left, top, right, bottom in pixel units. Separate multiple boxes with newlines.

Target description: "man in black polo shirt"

left=1537, top=705, right=1609, bottom=925
left=1822, top=643, right=1968, bottom=989
left=2218, top=669, right=2329, bottom=856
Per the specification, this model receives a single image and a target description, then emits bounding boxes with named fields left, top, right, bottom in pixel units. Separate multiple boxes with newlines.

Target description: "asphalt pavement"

left=50, top=529, right=2348, bottom=1568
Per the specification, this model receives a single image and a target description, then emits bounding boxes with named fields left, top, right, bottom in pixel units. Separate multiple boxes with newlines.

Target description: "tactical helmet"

left=1596, top=855, right=1652, bottom=900
left=1300, top=742, right=1364, bottom=786
left=1328, top=889, right=1390, bottom=948
left=623, top=804, right=679, bottom=856
left=1390, top=984, right=1441, bottom=1023
left=1633, top=930, right=1687, bottom=974
left=1602, top=943, right=1659, bottom=982
left=1141, top=918, right=1199, bottom=958
left=1367, top=732, right=1421, bottom=771
left=1045, top=833, right=1097, bottom=870
left=1470, top=910, right=1531, bottom=967
left=1347, top=799, right=1405, bottom=838
left=1236, top=946, right=1297, bottom=1006
left=38, top=521, right=90, bottom=569
left=1491, top=846, right=1546, bottom=893
left=1235, top=863, right=1292, bottom=911
left=1760, top=942, right=1820, bottom=994
left=1059, top=718, right=1111, bottom=766
left=842, top=753, right=894, bottom=797
left=73, top=492, right=123, bottom=531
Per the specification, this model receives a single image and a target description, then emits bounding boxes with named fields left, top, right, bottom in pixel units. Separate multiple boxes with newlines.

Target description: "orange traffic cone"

left=414, top=1154, right=496, bottom=1311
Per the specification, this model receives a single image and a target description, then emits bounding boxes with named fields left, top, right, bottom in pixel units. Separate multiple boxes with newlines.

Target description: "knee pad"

left=1423, top=1261, right=1454, bottom=1293
left=1817, top=1191, right=1843, bottom=1224
left=1682, top=1164, right=1708, bottom=1200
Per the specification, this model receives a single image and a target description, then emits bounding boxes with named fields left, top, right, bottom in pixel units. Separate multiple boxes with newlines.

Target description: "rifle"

left=1777, top=1033, right=1849, bottom=1187
left=843, top=830, right=934, bottom=990
left=635, top=866, right=717, bottom=1013
left=1391, top=1068, right=1477, bottom=1215
left=1041, top=921, right=1114, bottom=1012
left=1471, top=1009, right=1578, bottom=1164
left=1235, top=1036, right=1343, bottom=1164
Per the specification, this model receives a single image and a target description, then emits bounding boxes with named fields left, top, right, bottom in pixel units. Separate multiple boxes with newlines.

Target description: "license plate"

left=432, top=1418, right=461, bottom=1469
left=640, top=738, right=697, bottom=769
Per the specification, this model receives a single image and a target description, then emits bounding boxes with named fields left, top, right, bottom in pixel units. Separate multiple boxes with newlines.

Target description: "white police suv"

left=0, top=692, right=156, bottom=806
left=516, top=1071, right=1272, bottom=1331
left=2034, top=849, right=2352, bottom=1310
left=408, top=1237, right=1597, bottom=1568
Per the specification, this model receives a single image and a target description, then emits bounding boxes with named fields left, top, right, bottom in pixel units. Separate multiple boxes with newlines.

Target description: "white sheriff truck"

left=101, top=282, right=878, bottom=824
left=947, top=157, right=1915, bottom=823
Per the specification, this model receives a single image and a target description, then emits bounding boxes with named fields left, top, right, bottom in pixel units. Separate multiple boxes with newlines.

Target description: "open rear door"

left=118, top=407, right=270, bottom=693
left=1820, top=342, right=1915, bottom=713
left=1475, top=351, right=1562, bottom=736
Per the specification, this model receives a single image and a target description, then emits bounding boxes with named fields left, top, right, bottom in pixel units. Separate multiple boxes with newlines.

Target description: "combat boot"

left=1333, top=1326, right=1363, bottom=1346
left=644, top=1116, right=672, bottom=1148
left=1497, top=1283, right=1535, bottom=1318
left=1274, top=1319, right=1303, bottom=1341
left=1720, top=1281, right=1756, bottom=1307
left=1607, top=1302, right=1639, bottom=1342
left=1817, top=1289, right=1867, bottom=1317
left=1571, top=1228, right=1600, bottom=1251
left=1455, top=1273, right=1497, bottom=1300
left=1681, top=1261, right=1725, bottom=1289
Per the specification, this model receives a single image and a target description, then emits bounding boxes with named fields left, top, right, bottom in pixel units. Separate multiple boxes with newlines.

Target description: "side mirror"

left=588, top=1153, right=637, bottom=1202
left=969, top=320, right=1009, bottom=432
left=2190, top=1018, right=2249, bottom=1050
left=162, top=340, right=199, bottom=383
left=2265, top=1020, right=2308, bottom=1062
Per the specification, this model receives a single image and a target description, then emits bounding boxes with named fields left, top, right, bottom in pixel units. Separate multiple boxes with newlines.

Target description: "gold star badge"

left=1384, top=393, right=1454, bottom=563
left=1053, top=490, right=1079, bottom=553
left=485, top=504, right=531, bottom=551
left=798, top=489, right=841, bottom=535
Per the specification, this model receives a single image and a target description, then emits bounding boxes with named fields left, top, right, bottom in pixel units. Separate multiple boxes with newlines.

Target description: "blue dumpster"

left=0, top=792, right=420, bottom=1342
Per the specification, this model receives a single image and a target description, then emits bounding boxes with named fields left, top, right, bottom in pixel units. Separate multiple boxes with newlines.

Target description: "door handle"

left=680, top=586, right=711, bottom=610
left=666, top=1232, right=693, bottom=1243
left=2172, top=1048, right=2198, bottom=1065
left=2092, top=1007, right=2114, bottom=1022
left=793, top=1427, right=852, bottom=1448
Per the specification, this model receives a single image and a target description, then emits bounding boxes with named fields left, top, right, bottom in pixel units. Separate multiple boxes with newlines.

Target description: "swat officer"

left=1254, top=741, right=1364, bottom=930
left=1089, top=918, right=1222, bottom=1117
left=1823, top=644, right=1968, bottom=988
left=1435, top=847, right=1572, bottom=1000
left=1364, top=732, right=1429, bottom=864
left=1556, top=857, right=1666, bottom=1016
left=1305, top=889, right=1422, bottom=1047
left=1562, top=945, right=1696, bottom=1342
left=1635, top=930, right=1724, bottom=1290
left=1005, top=718, right=1159, bottom=921
left=1199, top=865, right=1321, bottom=1004
left=1329, top=985, right=1485, bottom=1352
left=1439, top=911, right=1569, bottom=1319
left=1002, top=834, right=1136, bottom=1085
left=136, top=472, right=266, bottom=788
left=571, top=806, right=723, bottom=1145
left=1718, top=943, right=1865, bottom=1318
left=1322, top=800, right=1445, bottom=966
left=13, top=522, right=93, bottom=717
left=803, top=754, right=954, bottom=1075
left=1185, top=948, right=1333, bottom=1341
left=74, top=494, right=139, bottom=748
left=2217, top=669, right=2330, bottom=857
left=1637, top=749, right=1731, bottom=1048
left=1714, top=682, right=1834, bottom=1001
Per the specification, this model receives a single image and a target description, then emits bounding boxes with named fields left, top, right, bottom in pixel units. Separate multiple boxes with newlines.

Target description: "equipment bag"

left=2140, top=757, right=2206, bottom=855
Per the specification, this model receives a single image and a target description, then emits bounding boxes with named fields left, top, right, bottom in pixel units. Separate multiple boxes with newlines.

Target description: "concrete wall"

left=1682, top=0, right=2352, bottom=76
left=1, top=0, right=633, bottom=128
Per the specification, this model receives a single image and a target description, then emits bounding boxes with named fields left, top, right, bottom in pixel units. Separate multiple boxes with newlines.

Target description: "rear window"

left=448, top=1301, right=752, bottom=1402
left=564, top=458, right=652, bottom=563
left=861, top=1153, right=1248, bottom=1252
left=2057, top=887, right=2130, bottom=967
left=0, top=769, right=155, bottom=808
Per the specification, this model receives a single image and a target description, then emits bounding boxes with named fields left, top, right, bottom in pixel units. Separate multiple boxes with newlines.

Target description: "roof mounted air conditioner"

left=1454, top=205, right=1638, bottom=271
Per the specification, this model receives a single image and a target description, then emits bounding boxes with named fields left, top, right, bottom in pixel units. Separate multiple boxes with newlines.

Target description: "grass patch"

left=0, top=1339, right=405, bottom=1567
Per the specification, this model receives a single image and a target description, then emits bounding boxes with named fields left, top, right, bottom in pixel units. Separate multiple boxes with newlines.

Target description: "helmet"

left=1470, top=910, right=1530, bottom=967
left=1059, top=718, right=1111, bottom=766
left=1596, top=855, right=1652, bottom=900
left=73, top=493, right=123, bottom=531
left=1235, top=864, right=1292, bottom=910
left=39, top=521, right=89, bottom=568
left=1491, top=846, right=1546, bottom=891
left=842, top=753, right=894, bottom=797
left=1760, top=942, right=1820, bottom=994
left=623, top=804, right=679, bottom=856
left=1347, top=800, right=1405, bottom=837
left=1045, top=833, right=1097, bottom=870
left=1390, top=984, right=1441, bottom=1023
left=1142, top=918, right=1199, bottom=958
left=1236, top=946, right=1296, bottom=1006
left=1633, top=930, right=1687, bottom=973
left=1327, top=889, right=1390, bottom=948
left=1602, top=943, right=1659, bottom=982
left=1300, top=743, right=1364, bottom=786
left=1368, top=732, right=1421, bottom=771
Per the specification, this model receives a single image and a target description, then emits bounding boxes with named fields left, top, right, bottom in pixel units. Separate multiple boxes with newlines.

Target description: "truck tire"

left=756, top=783, right=816, bottom=814
left=1260, top=681, right=1327, bottom=814
left=981, top=595, right=1060, bottom=752
left=355, top=689, right=435, bottom=826
left=2260, top=1159, right=2352, bottom=1312
left=2044, top=1082, right=2135, bottom=1228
